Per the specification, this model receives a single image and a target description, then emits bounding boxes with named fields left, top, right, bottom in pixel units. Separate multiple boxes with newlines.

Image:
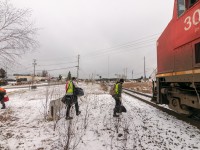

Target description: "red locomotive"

left=154, top=0, right=200, bottom=115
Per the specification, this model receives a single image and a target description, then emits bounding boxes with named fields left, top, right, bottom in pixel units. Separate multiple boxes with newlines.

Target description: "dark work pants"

left=0, top=95, right=5, bottom=108
left=66, top=96, right=79, bottom=117
left=114, top=97, right=121, bottom=114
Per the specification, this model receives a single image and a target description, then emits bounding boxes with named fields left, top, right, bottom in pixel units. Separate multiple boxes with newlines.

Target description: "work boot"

left=76, top=111, right=81, bottom=116
left=113, top=111, right=119, bottom=117
left=65, top=116, right=73, bottom=120
left=1, top=104, right=6, bottom=109
left=113, top=114, right=119, bottom=117
left=113, top=108, right=119, bottom=117
left=116, top=112, right=122, bottom=116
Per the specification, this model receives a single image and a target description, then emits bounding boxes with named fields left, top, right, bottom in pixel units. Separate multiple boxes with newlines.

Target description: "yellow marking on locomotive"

left=156, top=69, right=200, bottom=77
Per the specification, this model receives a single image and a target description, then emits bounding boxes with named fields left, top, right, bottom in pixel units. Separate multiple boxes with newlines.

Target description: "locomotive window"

left=188, top=0, right=198, bottom=8
left=177, top=0, right=186, bottom=17
left=195, top=43, right=200, bottom=64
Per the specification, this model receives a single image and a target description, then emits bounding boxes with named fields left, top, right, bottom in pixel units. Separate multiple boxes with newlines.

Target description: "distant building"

left=13, top=74, right=48, bottom=82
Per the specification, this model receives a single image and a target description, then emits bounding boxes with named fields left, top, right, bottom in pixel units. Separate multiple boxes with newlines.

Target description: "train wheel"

left=169, top=97, right=191, bottom=115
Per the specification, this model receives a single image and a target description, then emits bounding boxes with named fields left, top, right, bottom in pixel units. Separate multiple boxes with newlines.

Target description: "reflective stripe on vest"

left=66, top=81, right=73, bottom=94
left=115, top=83, right=119, bottom=94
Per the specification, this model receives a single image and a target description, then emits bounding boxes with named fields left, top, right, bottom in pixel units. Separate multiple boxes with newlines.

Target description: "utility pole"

left=132, top=70, right=134, bottom=80
left=126, top=68, right=127, bottom=80
left=144, top=56, right=146, bottom=80
left=108, top=55, right=109, bottom=79
left=33, top=59, right=37, bottom=83
left=77, top=54, right=80, bottom=79
left=123, top=68, right=125, bottom=79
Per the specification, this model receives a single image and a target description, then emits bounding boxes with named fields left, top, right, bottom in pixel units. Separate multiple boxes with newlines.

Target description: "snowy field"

left=0, top=82, right=200, bottom=150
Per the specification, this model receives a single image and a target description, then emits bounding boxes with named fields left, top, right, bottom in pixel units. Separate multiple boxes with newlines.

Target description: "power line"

left=82, top=42, right=155, bottom=61
left=80, top=40, right=157, bottom=61
left=37, top=61, right=77, bottom=67
left=9, top=33, right=159, bottom=76
left=17, top=33, right=159, bottom=68
left=38, top=55, right=77, bottom=62
left=81, top=33, right=159, bottom=59
left=36, top=66, right=77, bottom=72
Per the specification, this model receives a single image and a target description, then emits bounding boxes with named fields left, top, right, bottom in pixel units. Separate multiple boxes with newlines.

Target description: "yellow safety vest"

left=115, top=83, right=119, bottom=94
left=66, top=80, right=74, bottom=95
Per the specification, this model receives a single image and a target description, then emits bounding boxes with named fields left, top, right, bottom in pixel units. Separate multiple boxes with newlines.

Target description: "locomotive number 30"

left=184, top=9, right=200, bottom=31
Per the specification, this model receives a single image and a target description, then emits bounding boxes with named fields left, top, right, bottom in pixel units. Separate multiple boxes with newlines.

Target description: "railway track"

left=123, top=88, right=200, bottom=130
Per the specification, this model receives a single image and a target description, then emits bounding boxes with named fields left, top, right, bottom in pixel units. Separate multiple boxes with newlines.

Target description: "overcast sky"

left=10, top=0, right=174, bottom=79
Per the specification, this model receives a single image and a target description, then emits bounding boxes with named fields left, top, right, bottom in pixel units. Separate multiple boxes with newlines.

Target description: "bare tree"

left=0, top=0, right=38, bottom=63
left=0, top=68, right=6, bottom=78
left=42, top=70, right=48, bottom=77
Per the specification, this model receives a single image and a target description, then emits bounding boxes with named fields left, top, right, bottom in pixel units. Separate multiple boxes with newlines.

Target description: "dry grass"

left=0, top=108, right=14, bottom=122
left=100, top=82, right=108, bottom=92
left=123, top=81, right=152, bottom=94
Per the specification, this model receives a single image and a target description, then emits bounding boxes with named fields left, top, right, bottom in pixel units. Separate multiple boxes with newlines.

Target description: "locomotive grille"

left=195, top=43, right=200, bottom=64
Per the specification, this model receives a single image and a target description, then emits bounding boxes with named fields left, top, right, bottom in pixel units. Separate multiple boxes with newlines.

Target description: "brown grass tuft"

left=0, top=108, right=14, bottom=122
left=100, top=82, right=108, bottom=92
left=123, top=81, right=153, bottom=94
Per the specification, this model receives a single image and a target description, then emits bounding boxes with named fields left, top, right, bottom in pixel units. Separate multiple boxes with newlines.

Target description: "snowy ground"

left=0, top=82, right=200, bottom=150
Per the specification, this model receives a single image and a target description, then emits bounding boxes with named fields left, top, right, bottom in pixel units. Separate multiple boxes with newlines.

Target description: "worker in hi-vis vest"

left=0, top=87, right=6, bottom=109
left=113, top=78, right=124, bottom=117
left=65, top=77, right=81, bottom=120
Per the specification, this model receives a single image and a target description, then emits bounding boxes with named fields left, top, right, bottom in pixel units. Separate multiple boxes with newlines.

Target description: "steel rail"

left=123, top=88, right=200, bottom=130
left=123, top=88, right=152, bottom=98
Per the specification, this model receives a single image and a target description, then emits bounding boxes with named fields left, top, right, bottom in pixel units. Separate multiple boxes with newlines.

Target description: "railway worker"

left=65, top=77, right=81, bottom=120
left=0, top=87, right=6, bottom=109
left=113, top=78, right=124, bottom=117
